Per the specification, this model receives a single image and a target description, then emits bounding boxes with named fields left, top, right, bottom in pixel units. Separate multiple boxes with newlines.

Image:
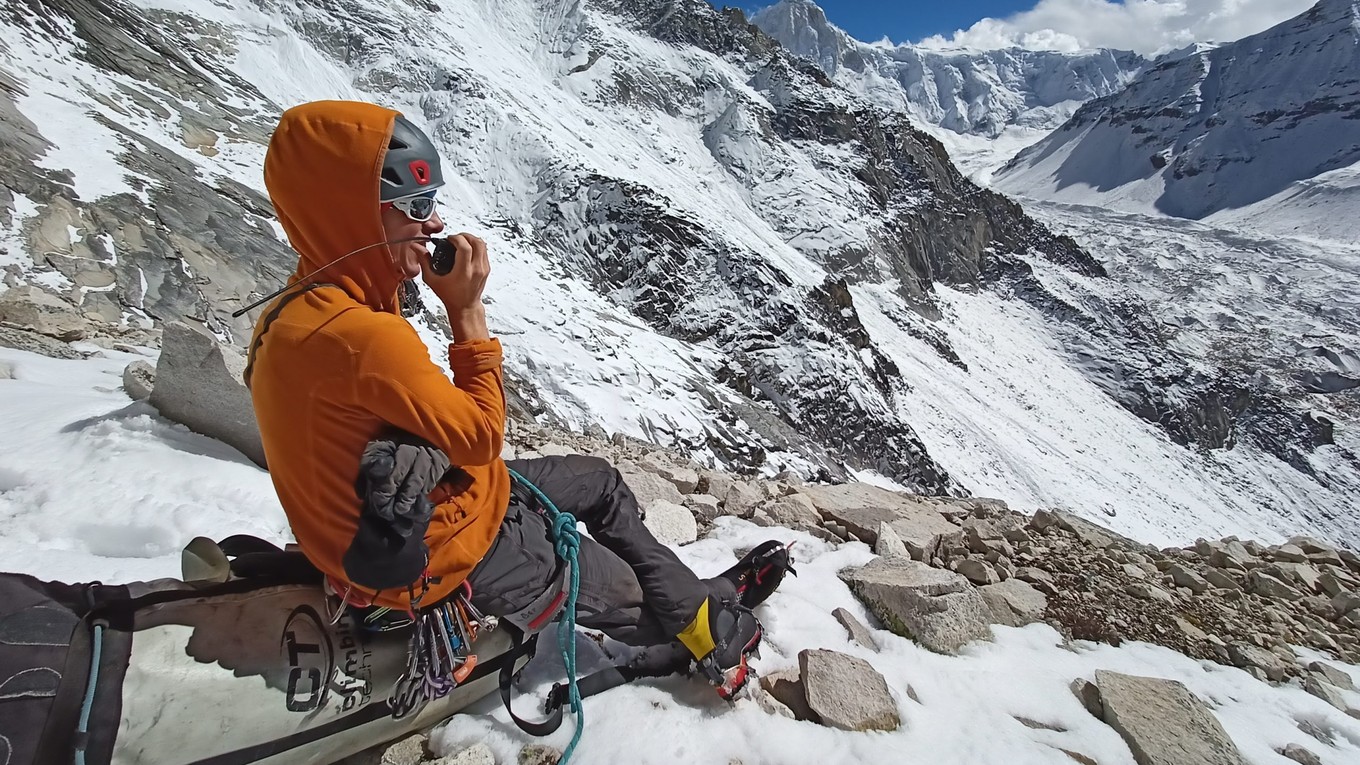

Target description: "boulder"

left=799, top=649, right=900, bottom=732
left=1272, top=544, right=1309, bottom=563
left=1307, top=661, right=1355, bottom=691
left=683, top=493, right=721, bottom=524
left=1054, top=512, right=1124, bottom=549
left=752, top=494, right=821, bottom=530
left=699, top=470, right=734, bottom=506
left=378, top=735, right=427, bottom=765
left=1331, top=591, right=1360, bottom=616
left=518, top=745, right=564, bottom=765
left=641, top=500, right=697, bottom=546
left=1249, top=571, right=1303, bottom=601
left=800, top=483, right=958, bottom=560
left=874, top=522, right=910, bottom=560
left=759, top=668, right=818, bottom=722
left=1204, top=569, right=1243, bottom=591
left=638, top=452, right=700, bottom=494
left=839, top=558, right=992, bottom=654
left=955, top=559, right=1000, bottom=586
left=832, top=607, right=878, bottom=650
left=1227, top=643, right=1292, bottom=682
left=121, top=359, right=155, bottom=400
left=1302, top=675, right=1354, bottom=713
left=1207, top=540, right=1254, bottom=570
left=0, top=285, right=90, bottom=340
left=1070, top=678, right=1104, bottom=718
left=1125, top=583, right=1174, bottom=604
left=149, top=321, right=265, bottom=467
left=978, top=579, right=1048, bottom=627
left=1278, top=744, right=1321, bottom=765
left=434, top=744, right=495, bottom=765
left=1169, top=565, right=1210, bottom=593
left=1094, top=670, right=1246, bottom=765
left=617, top=466, right=687, bottom=511
left=721, top=480, right=765, bottom=518
left=1269, top=562, right=1322, bottom=594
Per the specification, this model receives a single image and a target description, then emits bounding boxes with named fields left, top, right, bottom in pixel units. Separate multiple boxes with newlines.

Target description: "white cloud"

left=913, top=0, right=1319, bottom=55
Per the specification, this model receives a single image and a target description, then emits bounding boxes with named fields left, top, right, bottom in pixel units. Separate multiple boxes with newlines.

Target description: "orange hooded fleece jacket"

left=249, top=101, right=509, bottom=610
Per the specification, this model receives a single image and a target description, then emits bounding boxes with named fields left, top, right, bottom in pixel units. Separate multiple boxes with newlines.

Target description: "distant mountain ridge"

left=992, top=0, right=1360, bottom=237
left=749, top=0, right=1147, bottom=138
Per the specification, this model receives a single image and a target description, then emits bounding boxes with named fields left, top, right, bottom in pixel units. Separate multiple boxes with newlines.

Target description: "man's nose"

left=425, top=210, right=445, bottom=233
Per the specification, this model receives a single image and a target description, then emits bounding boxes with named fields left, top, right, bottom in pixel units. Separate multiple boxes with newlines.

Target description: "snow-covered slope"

left=749, top=0, right=1146, bottom=178
left=1, top=0, right=1358, bottom=545
left=993, top=0, right=1360, bottom=241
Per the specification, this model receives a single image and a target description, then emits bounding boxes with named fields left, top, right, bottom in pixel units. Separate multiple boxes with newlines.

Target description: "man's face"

left=380, top=192, right=445, bottom=280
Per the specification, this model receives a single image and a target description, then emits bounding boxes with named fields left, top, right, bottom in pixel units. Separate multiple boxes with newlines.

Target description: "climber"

left=243, top=99, right=791, bottom=699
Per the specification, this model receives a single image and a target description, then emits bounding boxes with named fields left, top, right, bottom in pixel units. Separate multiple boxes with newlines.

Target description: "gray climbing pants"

left=464, top=455, right=725, bottom=646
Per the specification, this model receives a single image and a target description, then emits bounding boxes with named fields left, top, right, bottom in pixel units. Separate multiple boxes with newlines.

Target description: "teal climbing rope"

left=508, top=468, right=584, bottom=764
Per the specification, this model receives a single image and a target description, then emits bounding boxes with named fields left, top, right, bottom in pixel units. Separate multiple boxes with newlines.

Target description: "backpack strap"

left=242, top=282, right=337, bottom=389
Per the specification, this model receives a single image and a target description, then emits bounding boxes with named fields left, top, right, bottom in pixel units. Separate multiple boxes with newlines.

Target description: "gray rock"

left=1207, top=540, right=1254, bottom=570
left=1030, top=509, right=1059, bottom=530
left=149, top=321, right=265, bottom=467
left=0, top=326, right=87, bottom=360
left=1278, top=744, right=1322, bottom=765
left=1125, top=583, right=1174, bottom=604
left=875, top=521, right=910, bottom=559
left=1016, top=567, right=1055, bottom=585
left=800, top=482, right=958, bottom=559
left=618, top=465, right=687, bottom=512
left=1307, top=661, right=1355, bottom=691
left=518, top=744, right=563, bottom=765
left=753, top=493, right=821, bottom=530
left=641, top=500, right=697, bottom=545
left=1054, top=512, right=1124, bottom=549
left=1331, top=591, right=1360, bottom=616
left=1204, top=569, right=1243, bottom=591
left=1122, top=563, right=1150, bottom=579
left=0, top=285, right=90, bottom=340
left=1249, top=571, right=1303, bottom=601
left=1071, top=678, right=1104, bottom=718
left=1094, top=670, right=1246, bottom=765
left=1270, top=562, right=1322, bottom=594
left=639, top=452, right=700, bottom=494
left=1169, top=565, right=1211, bottom=593
left=1227, top=643, right=1292, bottom=682
left=759, top=668, right=818, bottom=721
left=700, top=470, right=734, bottom=507
left=1318, top=571, right=1348, bottom=597
left=1302, top=675, right=1354, bottom=712
left=978, top=579, right=1048, bottom=627
left=832, top=607, right=879, bottom=650
left=956, top=558, right=1000, bottom=586
left=379, top=735, right=427, bottom=765
left=840, top=558, right=992, bottom=654
left=122, top=359, right=155, bottom=400
left=433, top=744, right=495, bottom=765
left=799, top=649, right=900, bottom=731
left=1273, top=544, right=1309, bottom=563
left=683, top=493, right=721, bottom=522
left=721, top=480, right=764, bottom=518
left=1289, top=536, right=1338, bottom=556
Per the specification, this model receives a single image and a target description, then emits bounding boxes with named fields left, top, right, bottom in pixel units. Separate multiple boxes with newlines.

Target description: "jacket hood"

left=264, top=101, right=407, bottom=313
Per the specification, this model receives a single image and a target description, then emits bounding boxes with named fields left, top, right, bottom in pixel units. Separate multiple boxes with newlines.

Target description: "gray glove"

left=357, top=431, right=451, bottom=531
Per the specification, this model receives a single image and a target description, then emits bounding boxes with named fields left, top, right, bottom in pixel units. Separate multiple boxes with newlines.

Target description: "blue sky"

left=741, top=1, right=1030, bottom=44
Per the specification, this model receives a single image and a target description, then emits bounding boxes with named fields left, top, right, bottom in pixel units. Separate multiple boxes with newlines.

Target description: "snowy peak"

left=994, top=0, right=1360, bottom=232
left=749, top=1, right=1146, bottom=138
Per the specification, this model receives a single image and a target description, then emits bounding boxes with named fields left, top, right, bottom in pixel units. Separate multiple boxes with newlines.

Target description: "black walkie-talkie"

left=430, top=238, right=457, bottom=275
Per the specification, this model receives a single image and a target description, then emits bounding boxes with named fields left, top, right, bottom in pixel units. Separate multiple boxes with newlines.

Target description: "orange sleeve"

left=352, top=318, right=506, bottom=467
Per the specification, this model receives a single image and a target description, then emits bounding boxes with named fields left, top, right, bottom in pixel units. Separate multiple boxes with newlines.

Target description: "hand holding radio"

left=421, top=233, right=490, bottom=342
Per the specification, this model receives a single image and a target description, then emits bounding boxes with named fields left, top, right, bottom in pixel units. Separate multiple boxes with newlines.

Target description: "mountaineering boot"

left=716, top=540, right=796, bottom=610
left=677, top=596, right=763, bottom=699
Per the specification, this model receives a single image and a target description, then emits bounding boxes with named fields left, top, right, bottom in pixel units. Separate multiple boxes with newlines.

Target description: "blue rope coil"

left=509, top=468, right=584, bottom=764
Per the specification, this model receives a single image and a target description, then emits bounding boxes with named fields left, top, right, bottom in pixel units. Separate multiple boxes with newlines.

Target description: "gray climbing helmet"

left=380, top=115, right=444, bottom=202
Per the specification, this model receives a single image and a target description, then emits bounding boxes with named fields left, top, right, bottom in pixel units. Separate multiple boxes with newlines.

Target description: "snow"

left=2, top=345, right=1358, bottom=763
